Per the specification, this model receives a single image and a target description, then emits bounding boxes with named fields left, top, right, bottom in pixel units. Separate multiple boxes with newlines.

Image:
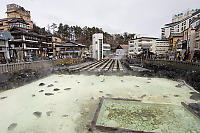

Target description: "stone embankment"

left=126, top=59, right=200, bottom=92
left=0, top=58, right=85, bottom=91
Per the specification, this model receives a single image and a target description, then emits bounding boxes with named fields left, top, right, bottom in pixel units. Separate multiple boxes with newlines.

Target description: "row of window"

left=9, top=23, right=27, bottom=29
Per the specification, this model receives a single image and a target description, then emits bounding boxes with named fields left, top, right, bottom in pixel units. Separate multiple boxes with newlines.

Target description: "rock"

left=105, top=94, right=113, bottom=97
left=190, top=92, right=195, bottom=94
left=99, top=91, right=103, bottom=93
left=39, top=90, right=44, bottom=92
left=39, top=83, right=45, bottom=86
left=77, top=82, right=80, bottom=84
left=46, top=111, right=53, bottom=116
left=64, top=88, right=71, bottom=90
left=174, top=95, right=179, bottom=97
left=45, top=93, right=54, bottom=96
left=140, top=94, right=147, bottom=98
left=121, top=80, right=124, bottom=82
left=91, top=83, right=94, bottom=85
left=53, top=88, right=60, bottom=91
left=175, top=84, right=182, bottom=88
left=32, top=94, right=35, bottom=97
left=0, top=96, right=7, bottom=100
left=62, top=114, right=68, bottom=117
left=8, top=123, right=17, bottom=130
left=135, top=85, right=140, bottom=87
left=33, top=111, right=42, bottom=118
left=190, top=92, right=200, bottom=101
left=163, top=95, right=168, bottom=98
left=47, top=84, right=54, bottom=87
left=188, top=103, right=200, bottom=112
left=91, top=97, right=94, bottom=100
left=147, top=81, right=151, bottom=83
left=54, top=81, right=58, bottom=83
left=101, top=79, right=105, bottom=82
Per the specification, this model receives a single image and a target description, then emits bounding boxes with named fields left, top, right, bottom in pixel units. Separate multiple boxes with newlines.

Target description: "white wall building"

left=162, top=10, right=200, bottom=39
left=128, top=37, right=157, bottom=55
left=172, top=9, right=199, bottom=23
left=92, top=33, right=103, bottom=60
left=155, top=39, right=170, bottom=56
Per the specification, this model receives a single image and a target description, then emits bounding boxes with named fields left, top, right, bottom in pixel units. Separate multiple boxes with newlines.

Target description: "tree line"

left=33, top=23, right=135, bottom=50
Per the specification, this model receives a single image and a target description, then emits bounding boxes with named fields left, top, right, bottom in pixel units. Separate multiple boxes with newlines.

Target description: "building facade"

left=169, top=33, right=183, bottom=52
left=128, top=37, right=157, bottom=56
left=155, top=39, right=170, bottom=57
left=193, top=25, right=200, bottom=60
left=161, top=10, right=200, bottom=39
left=92, top=33, right=103, bottom=60
left=0, top=4, right=33, bottom=31
left=9, top=26, right=51, bottom=62
left=0, top=31, right=13, bottom=63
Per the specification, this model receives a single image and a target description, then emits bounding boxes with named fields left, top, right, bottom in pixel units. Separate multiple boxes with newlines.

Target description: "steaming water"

left=0, top=74, right=199, bottom=133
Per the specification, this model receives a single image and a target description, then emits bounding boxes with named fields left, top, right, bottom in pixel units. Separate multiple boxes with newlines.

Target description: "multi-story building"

left=55, top=42, right=86, bottom=58
left=9, top=26, right=52, bottom=61
left=92, top=33, right=103, bottom=60
left=172, top=9, right=199, bottom=23
left=128, top=36, right=157, bottom=56
left=155, top=39, right=169, bottom=56
left=161, top=10, right=200, bottom=39
left=0, top=4, right=33, bottom=31
left=195, top=25, right=200, bottom=51
left=0, top=31, right=13, bottom=62
left=169, top=33, right=183, bottom=52
left=0, top=4, right=53, bottom=62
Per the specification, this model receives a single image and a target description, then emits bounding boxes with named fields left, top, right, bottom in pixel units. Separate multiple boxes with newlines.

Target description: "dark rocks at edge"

left=0, top=96, right=7, bottom=100
left=142, top=63, right=200, bottom=93
left=190, top=92, right=200, bottom=101
left=39, top=90, right=44, bottom=92
left=188, top=103, right=200, bottom=112
left=0, top=67, right=54, bottom=91
left=39, top=83, right=45, bottom=86
left=47, top=84, right=54, bottom=87
left=8, top=123, right=17, bottom=130
left=33, top=111, right=42, bottom=118
left=45, top=93, right=54, bottom=96
left=53, top=88, right=60, bottom=91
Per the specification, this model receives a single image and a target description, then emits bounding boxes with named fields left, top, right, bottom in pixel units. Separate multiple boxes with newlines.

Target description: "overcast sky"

left=1, top=0, right=200, bottom=37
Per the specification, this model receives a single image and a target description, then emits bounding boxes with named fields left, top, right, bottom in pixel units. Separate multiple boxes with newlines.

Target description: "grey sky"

left=1, top=0, right=200, bottom=37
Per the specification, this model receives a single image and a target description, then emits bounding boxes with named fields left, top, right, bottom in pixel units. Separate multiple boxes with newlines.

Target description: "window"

left=0, top=23, right=3, bottom=26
